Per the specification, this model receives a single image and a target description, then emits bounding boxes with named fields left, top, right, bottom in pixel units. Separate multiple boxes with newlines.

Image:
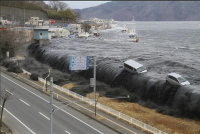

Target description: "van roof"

left=168, top=73, right=182, bottom=78
left=124, top=59, right=143, bottom=69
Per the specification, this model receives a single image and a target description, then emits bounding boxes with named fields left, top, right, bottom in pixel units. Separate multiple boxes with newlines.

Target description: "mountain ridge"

left=73, top=1, right=200, bottom=21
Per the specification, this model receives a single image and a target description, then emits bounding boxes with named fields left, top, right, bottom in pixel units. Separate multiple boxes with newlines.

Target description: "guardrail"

left=22, top=69, right=167, bottom=134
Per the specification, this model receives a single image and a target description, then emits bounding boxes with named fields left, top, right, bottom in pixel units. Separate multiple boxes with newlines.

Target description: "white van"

left=124, top=59, right=147, bottom=74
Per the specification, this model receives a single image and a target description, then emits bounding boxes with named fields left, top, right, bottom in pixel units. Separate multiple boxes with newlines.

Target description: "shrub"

left=2, top=60, right=17, bottom=68
left=30, top=73, right=39, bottom=81
left=105, top=88, right=122, bottom=96
left=15, top=66, right=23, bottom=73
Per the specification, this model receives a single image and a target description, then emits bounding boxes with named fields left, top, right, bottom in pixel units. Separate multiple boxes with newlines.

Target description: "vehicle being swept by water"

left=166, top=73, right=190, bottom=86
left=124, top=59, right=147, bottom=74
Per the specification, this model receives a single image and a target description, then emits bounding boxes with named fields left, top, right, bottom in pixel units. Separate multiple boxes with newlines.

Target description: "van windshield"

left=177, top=77, right=187, bottom=83
left=137, top=66, right=146, bottom=73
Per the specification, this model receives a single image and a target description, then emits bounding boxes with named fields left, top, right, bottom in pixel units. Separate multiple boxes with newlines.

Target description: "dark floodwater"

left=46, top=21, right=200, bottom=85
left=27, top=21, right=200, bottom=118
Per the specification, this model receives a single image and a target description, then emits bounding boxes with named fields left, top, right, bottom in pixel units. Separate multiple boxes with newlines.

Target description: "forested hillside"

left=0, top=1, right=76, bottom=21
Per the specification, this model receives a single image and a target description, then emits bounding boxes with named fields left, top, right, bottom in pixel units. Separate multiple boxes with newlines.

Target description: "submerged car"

left=166, top=73, right=190, bottom=86
left=124, top=59, right=147, bottom=74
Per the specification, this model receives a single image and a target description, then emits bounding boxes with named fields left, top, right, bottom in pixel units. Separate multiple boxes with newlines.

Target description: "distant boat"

left=127, top=16, right=139, bottom=42
left=121, top=23, right=129, bottom=33
left=93, top=30, right=100, bottom=37
left=127, top=29, right=139, bottom=42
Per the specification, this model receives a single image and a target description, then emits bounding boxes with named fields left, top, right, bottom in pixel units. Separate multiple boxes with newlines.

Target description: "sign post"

left=69, top=56, right=98, bottom=116
left=69, top=56, right=90, bottom=71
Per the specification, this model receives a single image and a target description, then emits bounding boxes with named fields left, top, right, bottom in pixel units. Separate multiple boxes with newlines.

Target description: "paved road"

left=1, top=72, right=118, bottom=134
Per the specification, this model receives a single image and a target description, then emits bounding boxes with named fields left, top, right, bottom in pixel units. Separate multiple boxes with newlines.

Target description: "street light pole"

left=43, top=69, right=51, bottom=92
left=50, top=77, right=53, bottom=134
left=93, top=56, right=97, bottom=116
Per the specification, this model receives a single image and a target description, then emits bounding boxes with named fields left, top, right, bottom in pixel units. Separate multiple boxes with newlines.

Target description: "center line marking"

left=39, top=112, right=50, bottom=120
left=5, top=89, right=13, bottom=95
left=65, top=130, right=71, bottom=134
left=20, top=99, right=30, bottom=106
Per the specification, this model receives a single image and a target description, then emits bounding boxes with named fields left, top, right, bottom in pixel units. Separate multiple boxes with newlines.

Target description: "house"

left=33, top=28, right=50, bottom=45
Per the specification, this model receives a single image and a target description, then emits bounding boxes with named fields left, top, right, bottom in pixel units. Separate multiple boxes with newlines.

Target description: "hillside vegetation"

left=75, top=1, right=200, bottom=21
left=0, top=1, right=76, bottom=21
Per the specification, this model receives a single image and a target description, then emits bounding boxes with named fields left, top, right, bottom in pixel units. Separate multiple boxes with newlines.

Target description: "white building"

left=88, top=18, right=105, bottom=25
left=30, top=17, right=39, bottom=26
left=67, top=24, right=82, bottom=33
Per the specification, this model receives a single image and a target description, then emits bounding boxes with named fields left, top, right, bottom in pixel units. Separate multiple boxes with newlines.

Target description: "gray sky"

left=46, top=1, right=110, bottom=9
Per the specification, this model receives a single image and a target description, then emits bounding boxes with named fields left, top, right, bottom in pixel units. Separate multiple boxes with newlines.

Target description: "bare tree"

left=49, top=1, right=68, bottom=11
left=0, top=27, right=27, bottom=57
left=0, top=88, right=13, bottom=129
left=49, top=1, right=60, bottom=11
left=31, top=1, right=51, bottom=10
left=73, top=11, right=82, bottom=21
left=58, top=2, right=68, bottom=11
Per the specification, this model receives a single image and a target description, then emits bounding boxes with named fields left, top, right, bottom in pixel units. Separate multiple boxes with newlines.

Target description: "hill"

left=74, top=1, right=200, bottom=21
left=0, top=6, right=48, bottom=23
left=0, top=1, right=76, bottom=22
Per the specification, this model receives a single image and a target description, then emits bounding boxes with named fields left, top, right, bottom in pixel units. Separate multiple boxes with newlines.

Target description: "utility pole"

left=50, top=77, right=53, bottom=134
left=43, top=69, right=51, bottom=92
left=12, top=15, right=14, bottom=27
left=24, top=8, right=25, bottom=27
left=93, top=57, right=97, bottom=116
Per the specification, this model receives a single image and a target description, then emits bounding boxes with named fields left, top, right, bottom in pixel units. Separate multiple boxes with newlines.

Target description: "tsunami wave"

left=28, top=43, right=200, bottom=119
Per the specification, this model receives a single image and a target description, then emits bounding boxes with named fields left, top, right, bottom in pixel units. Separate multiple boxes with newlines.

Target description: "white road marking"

left=39, top=112, right=50, bottom=120
left=5, top=89, right=13, bottom=95
left=20, top=99, right=30, bottom=106
left=65, top=130, right=71, bottom=134
left=0, top=105, right=36, bottom=134
left=1, top=74, right=104, bottom=134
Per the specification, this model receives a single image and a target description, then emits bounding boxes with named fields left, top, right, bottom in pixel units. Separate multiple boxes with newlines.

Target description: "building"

left=88, top=18, right=105, bottom=25
left=48, top=28, right=70, bottom=38
left=68, top=24, right=82, bottom=34
left=31, top=17, right=39, bottom=26
left=38, top=20, right=44, bottom=26
left=33, top=28, right=49, bottom=45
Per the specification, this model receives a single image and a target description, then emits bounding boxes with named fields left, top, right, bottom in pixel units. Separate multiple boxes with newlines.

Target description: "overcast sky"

left=45, top=1, right=110, bottom=9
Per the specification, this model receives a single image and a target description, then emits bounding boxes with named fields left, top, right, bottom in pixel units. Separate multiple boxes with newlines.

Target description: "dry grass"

left=62, top=83, right=75, bottom=90
left=86, top=93, right=200, bottom=134
left=1, top=122, right=13, bottom=134
left=15, top=55, right=25, bottom=60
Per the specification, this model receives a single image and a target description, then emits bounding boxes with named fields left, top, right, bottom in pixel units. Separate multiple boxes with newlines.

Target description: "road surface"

left=1, top=72, right=119, bottom=134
